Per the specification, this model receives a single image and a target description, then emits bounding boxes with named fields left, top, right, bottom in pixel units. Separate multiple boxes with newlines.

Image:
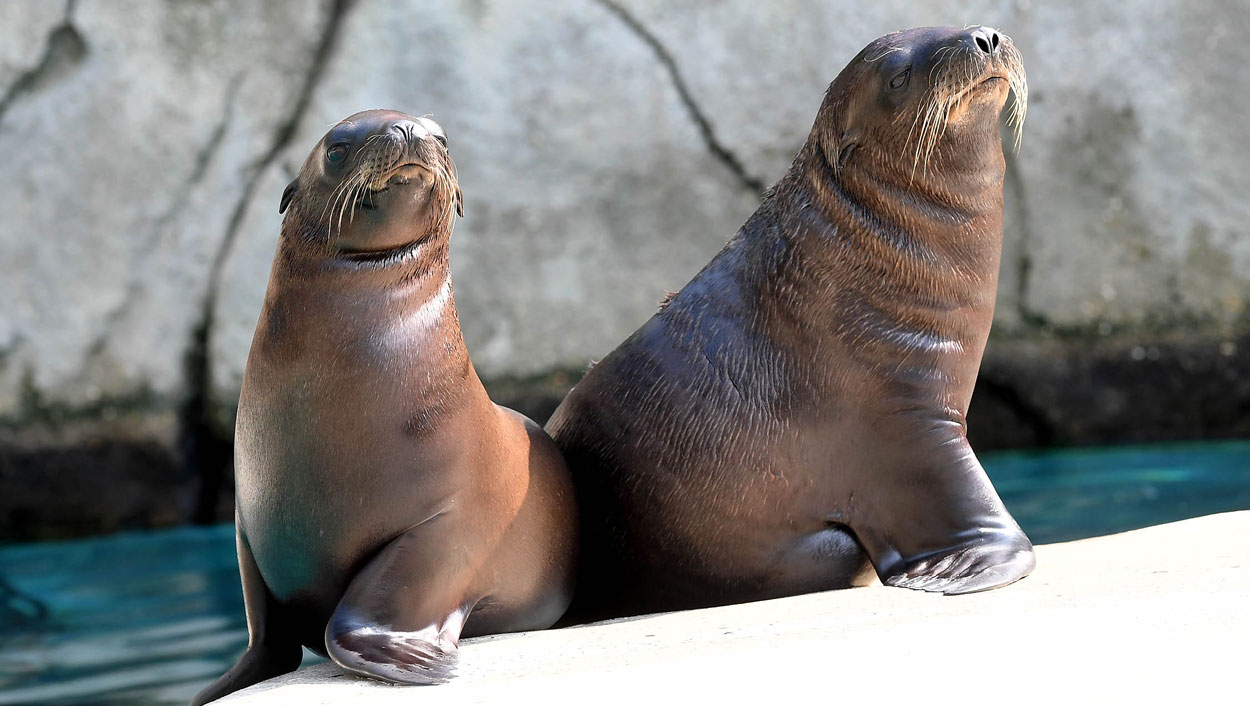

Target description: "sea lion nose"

left=390, top=120, right=427, bottom=141
left=968, top=26, right=1002, bottom=55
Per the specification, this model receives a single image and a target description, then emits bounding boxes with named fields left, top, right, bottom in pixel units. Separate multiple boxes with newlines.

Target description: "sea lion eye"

left=433, top=134, right=447, bottom=147
left=326, top=143, right=350, bottom=164
left=889, top=68, right=910, bottom=90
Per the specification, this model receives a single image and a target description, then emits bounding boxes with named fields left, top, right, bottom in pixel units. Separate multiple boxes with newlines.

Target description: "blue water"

left=2, top=440, right=1249, bottom=705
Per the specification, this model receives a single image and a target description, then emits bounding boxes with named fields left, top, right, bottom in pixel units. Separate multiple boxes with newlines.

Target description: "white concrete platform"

left=219, top=512, right=1249, bottom=705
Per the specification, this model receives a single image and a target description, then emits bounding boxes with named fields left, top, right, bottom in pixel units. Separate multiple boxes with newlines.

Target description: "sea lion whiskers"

left=903, top=45, right=961, bottom=179
left=864, top=45, right=906, bottom=63
left=1002, top=43, right=1028, bottom=150
left=911, top=88, right=954, bottom=179
left=928, top=45, right=960, bottom=84
left=434, top=161, right=459, bottom=226
left=334, top=172, right=366, bottom=239
left=919, top=48, right=975, bottom=177
left=345, top=175, right=371, bottom=228
left=318, top=134, right=389, bottom=230
left=321, top=133, right=415, bottom=238
left=323, top=171, right=366, bottom=239
left=415, top=154, right=461, bottom=236
left=319, top=165, right=362, bottom=225
left=905, top=35, right=1029, bottom=178
left=900, top=43, right=965, bottom=176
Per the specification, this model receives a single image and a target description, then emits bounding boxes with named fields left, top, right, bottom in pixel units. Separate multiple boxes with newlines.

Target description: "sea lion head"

left=816, top=25, right=1027, bottom=181
left=280, top=109, right=464, bottom=261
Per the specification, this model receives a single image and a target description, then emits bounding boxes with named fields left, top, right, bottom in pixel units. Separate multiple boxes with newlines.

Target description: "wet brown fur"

left=548, top=27, right=1034, bottom=619
left=193, top=110, right=576, bottom=705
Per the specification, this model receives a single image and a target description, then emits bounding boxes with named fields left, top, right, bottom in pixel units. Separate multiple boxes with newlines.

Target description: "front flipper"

left=877, top=523, right=1035, bottom=595
left=191, top=525, right=302, bottom=705
left=325, top=513, right=478, bottom=684
left=849, top=427, right=1035, bottom=596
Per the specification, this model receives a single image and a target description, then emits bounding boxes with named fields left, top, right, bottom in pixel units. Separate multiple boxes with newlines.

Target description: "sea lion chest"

left=234, top=290, right=468, bottom=606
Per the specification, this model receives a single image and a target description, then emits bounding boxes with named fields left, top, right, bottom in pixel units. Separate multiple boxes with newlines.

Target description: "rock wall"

left=1, top=0, right=1247, bottom=537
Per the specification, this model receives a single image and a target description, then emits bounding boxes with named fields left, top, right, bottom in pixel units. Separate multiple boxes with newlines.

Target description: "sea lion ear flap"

left=279, top=177, right=299, bottom=215
left=836, top=129, right=859, bottom=170
left=454, top=185, right=464, bottom=217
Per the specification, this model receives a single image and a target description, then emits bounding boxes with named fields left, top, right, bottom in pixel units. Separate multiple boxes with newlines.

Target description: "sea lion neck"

left=748, top=144, right=1005, bottom=416
left=823, top=129, right=1006, bottom=237
left=278, top=219, right=455, bottom=290
left=792, top=141, right=1004, bottom=286
left=261, top=231, right=470, bottom=388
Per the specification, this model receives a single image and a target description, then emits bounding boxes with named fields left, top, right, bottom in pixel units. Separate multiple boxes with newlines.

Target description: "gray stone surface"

left=0, top=0, right=326, bottom=424
left=611, top=0, right=1250, bottom=333
left=0, top=1, right=1247, bottom=530
left=0, top=2, right=65, bottom=94
left=1010, top=2, right=1250, bottom=330
left=213, top=512, right=1250, bottom=704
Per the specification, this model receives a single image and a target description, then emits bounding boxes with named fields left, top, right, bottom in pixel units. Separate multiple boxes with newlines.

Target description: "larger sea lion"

left=193, top=110, right=577, bottom=704
left=547, top=26, right=1033, bottom=618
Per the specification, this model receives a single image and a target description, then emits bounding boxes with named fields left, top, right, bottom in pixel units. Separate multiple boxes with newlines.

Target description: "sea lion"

left=192, top=110, right=577, bottom=705
left=547, top=26, right=1034, bottom=618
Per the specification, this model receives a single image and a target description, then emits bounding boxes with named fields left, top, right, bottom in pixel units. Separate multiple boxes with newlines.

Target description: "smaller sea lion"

left=192, top=110, right=577, bottom=704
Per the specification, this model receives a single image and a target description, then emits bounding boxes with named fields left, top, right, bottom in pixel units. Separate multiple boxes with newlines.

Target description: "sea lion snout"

left=390, top=119, right=427, bottom=141
left=362, top=117, right=446, bottom=189
left=388, top=117, right=450, bottom=147
left=966, top=26, right=1002, bottom=56
left=836, top=25, right=1026, bottom=177
left=385, top=163, right=428, bottom=187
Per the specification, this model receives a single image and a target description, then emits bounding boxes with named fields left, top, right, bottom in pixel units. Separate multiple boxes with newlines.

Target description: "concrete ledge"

left=220, top=512, right=1248, bottom=704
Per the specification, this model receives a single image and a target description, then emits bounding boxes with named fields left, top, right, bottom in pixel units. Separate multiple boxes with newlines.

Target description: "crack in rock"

left=208, top=0, right=356, bottom=297
left=0, top=336, right=19, bottom=367
left=95, top=80, right=243, bottom=357
left=0, top=0, right=84, bottom=128
left=160, top=78, right=241, bottom=232
left=595, top=0, right=766, bottom=194
left=179, top=0, right=356, bottom=524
